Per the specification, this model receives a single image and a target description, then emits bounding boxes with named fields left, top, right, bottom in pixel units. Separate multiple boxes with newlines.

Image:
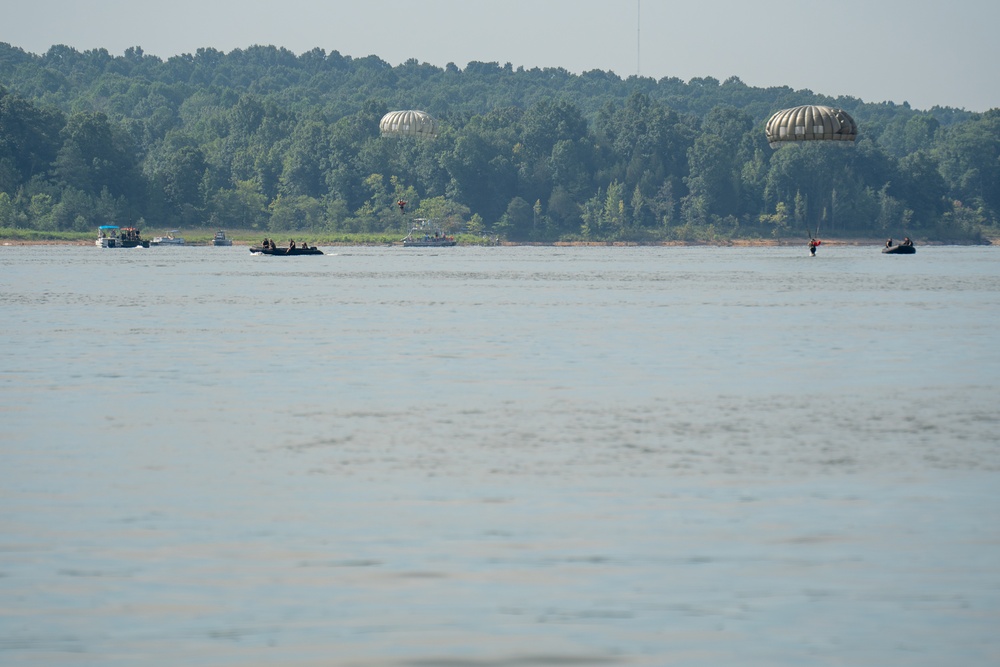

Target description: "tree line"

left=0, top=42, right=997, bottom=241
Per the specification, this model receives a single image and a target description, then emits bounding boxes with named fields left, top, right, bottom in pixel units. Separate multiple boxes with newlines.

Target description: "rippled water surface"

left=2, top=244, right=999, bottom=666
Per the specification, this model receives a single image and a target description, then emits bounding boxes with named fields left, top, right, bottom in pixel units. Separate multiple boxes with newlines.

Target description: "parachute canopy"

left=379, top=110, right=439, bottom=139
left=765, top=105, right=857, bottom=148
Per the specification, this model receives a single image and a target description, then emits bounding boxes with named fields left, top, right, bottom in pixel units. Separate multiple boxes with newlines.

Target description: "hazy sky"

left=3, top=0, right=998, bottom=112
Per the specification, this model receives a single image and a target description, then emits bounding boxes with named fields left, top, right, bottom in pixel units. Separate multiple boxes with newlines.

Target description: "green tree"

left=894, top=151, right=948, bottom=227
left=580, top=181, right=627, bottom=238
left=934, top=110, right=1000, bottom=217
left=0, top=88, right=63, bottom=189
left=279, top=116, right=329, bottom=198
left=207, top=179, right=268, bottom=229
left=0, top=191, right=17, bottom=226
left=594, top=91, right=692, bottom=210
left=53, top=112, right=136, bottom=198
left=28, top=193, right=55, bottom=230
left=268, top=194, right=323, bottom=231
left=414, top=196, right=470, bottom=233
left=160, top=144, right=208, bottom=215
left=684, top=134, right=734, bottom=218
left=498, top=196, right=533, bottom=239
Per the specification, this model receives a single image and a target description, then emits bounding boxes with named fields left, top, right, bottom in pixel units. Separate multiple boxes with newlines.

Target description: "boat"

left=249, top=244, right=323, bottom=256
left=401, top=219, right=456, bottom=247
left=150, top=231, right=185, bottom=246
left=883, top=244, right=916, bottom=254
left=212, top=230, right=233, bottom=246
left=95, top=225, right=149, bottom=248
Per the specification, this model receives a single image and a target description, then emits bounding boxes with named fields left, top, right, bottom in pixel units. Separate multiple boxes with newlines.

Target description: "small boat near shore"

left=883, top=244, right=916, bottom=254
left=95, top=225, right=149, bottom=248
left=212, top=230, right=233, bottom=246
left=401, top=219, right=456, bottom=247
left=150, top=231, right=185, bottom=246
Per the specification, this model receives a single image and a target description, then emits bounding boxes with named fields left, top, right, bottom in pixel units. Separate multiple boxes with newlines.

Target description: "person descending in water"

left=808, top=238, right=820, bottom=256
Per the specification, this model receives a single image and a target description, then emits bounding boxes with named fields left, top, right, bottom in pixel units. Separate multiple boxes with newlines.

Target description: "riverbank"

left=4, top=237, right=992, bottom=247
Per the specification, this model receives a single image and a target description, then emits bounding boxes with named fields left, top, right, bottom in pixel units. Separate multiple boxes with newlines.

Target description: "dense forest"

left=1, top=42, right=997, bottom=242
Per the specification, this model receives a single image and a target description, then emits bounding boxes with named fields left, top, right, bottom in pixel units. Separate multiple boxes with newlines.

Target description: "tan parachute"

left=379, top=110, right=439, bottom=139
left=765, top=105, right=857, bottom=148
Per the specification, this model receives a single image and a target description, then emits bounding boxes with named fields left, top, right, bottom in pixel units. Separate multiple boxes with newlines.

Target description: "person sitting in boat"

left=902, top=237, right=913, bottom=247
left=288, top=239, right=296, bottom=251
left=886, top=238, right=893, bottom=248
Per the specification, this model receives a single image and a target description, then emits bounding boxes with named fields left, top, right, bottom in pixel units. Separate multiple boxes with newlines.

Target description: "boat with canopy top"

left=95, top=225, right=149, bottom=248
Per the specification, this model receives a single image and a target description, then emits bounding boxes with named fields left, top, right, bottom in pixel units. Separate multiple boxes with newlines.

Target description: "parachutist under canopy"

left=765, top=105, right=857, bottom=148
left=379, top=110, right=439, bottom=139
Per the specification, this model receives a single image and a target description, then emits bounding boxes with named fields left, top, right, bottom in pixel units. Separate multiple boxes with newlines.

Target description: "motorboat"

left=212, top=230, right=233, bottom=246
left=150, top=231, right=185, bottom=245
left=95, top=225, right=149, bottom=248
left=249, top=244, right=323, bottom=255
left=401, top=219, right=456, bottom=247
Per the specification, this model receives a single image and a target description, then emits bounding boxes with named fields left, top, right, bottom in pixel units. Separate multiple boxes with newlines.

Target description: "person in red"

left=397, top=199, right=407, bottom=213
left=808, top=238, right=820, bottom=256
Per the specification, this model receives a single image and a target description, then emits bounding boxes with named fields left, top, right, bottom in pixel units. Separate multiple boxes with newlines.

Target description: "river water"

left=2, top=243, right=999, bottom=666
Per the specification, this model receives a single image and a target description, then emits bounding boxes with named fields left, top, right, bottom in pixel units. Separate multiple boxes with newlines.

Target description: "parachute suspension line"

left=804, top=222, right=815, bottom=243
